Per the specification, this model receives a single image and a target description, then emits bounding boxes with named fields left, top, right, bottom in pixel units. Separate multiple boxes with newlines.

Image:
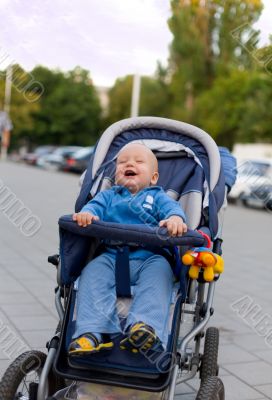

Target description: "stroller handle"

left=58, top=215, right=206, bottom=248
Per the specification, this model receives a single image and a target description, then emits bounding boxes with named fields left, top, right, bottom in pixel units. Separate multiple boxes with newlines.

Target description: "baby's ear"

left=151, top=171, right=159, bottom=185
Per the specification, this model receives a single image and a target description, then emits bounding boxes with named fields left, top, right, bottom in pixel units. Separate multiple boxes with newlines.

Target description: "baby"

left=69, top=143, right=187, bottom=356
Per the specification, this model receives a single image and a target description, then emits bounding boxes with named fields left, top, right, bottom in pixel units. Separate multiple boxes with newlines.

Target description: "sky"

left=0, top=0, right=271, bottom=87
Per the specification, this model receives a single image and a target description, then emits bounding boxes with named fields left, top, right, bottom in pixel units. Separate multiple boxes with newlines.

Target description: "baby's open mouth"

left=124, top=170, right=137, bottom=177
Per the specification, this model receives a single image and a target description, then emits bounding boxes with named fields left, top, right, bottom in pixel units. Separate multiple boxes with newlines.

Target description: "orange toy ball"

left=182, top=253, right=194, bottom=265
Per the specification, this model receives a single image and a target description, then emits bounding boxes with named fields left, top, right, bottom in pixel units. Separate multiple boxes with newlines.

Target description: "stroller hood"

left=75, top=117, right=232, bottom=239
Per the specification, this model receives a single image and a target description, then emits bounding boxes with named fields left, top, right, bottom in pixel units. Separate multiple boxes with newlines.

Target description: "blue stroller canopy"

left=58, top=117, right=236, bottom=285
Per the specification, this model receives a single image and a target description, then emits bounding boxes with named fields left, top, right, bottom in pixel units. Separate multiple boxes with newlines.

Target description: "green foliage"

left=195, top=69, right=272, bottom=148
left=105, top=75, right=133, bottom=126
left=216, top=0, right=263, bottom=74
left=31, top=66, right=102, bottom=146
left=166, top=0, right=269, bottom=147
left=140, top=65, right=173, bottom=118
left=238, top=71, right=272, bottom=143
left=195, top=70, right=251, bottom=148
left=0, top=66, right=40, bottom=148
left=167, top=1, right=263, bottom=115
left=1, top=65, right=102, bottom=149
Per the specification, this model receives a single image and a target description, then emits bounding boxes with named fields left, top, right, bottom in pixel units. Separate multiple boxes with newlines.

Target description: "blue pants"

left=73, top=253, right=174, bottom=347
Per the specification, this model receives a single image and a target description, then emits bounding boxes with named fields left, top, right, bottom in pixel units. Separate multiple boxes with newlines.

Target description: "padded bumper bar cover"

left=59, top=215, right=205, bottom=248
left=58, top=215, right=206, bottom=285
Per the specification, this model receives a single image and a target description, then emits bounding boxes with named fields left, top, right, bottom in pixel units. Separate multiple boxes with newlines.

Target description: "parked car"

left=61, top=146, right=94, bottom=173
left=240, top=183, right=272, bottom=211
left=228, top=159, right=272, bottom=203
left=23, top=146, right=56, bottom=165
left=37, top=146, right=83, bottom=171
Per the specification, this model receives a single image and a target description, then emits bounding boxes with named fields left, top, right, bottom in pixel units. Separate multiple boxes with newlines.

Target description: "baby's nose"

left=126, top=159, right=135, bottom=167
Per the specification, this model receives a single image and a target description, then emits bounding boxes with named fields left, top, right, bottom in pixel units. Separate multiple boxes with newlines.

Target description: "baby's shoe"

left=68, top=333, right=113, bottom=356
left=120, top=322, right=159, bottom=353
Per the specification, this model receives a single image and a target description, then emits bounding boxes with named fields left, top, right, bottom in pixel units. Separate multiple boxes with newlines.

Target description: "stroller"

left=0, top=117, right=236, bottom=400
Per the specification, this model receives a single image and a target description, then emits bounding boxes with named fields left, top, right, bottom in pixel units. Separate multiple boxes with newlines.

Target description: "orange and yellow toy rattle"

left=182, top=247, right=224, bottom=282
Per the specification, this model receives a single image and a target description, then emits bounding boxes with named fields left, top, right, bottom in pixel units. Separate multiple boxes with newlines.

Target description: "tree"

left=140, top=64, right=173, bottom=118
left=238, top=71, right=272, bottom=143
left=195, top=69, right=272, bottom=148
left=0, top=65, right=40, bottom=149
left=195, top=70, right=251, bottom=148
left=1, top=65, right=102, bottom=149
left=216, top=0, right=263, bottom=74
left=31, top=66, right=102, bottom=146
left=105, top=75, right=132, bottom=126
left=167, top=0, right=263, bottom=122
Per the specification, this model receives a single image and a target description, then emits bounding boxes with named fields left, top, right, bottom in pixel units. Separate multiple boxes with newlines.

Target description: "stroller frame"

left=36, top=240, right=220, bottom=400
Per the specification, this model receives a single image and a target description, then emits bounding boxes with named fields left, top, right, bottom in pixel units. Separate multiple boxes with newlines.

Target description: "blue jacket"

left=81, top=185, right=186, bottom=259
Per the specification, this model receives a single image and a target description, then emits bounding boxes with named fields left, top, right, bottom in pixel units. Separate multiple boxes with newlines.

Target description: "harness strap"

left=114, top=244, right=175, bottom=298
left=115, top=246, right=132, bottom=298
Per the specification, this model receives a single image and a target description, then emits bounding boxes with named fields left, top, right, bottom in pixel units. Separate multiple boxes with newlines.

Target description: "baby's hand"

left=72, top=212, right=99, bottom=227
left=159, top=216, right=187, bottom=237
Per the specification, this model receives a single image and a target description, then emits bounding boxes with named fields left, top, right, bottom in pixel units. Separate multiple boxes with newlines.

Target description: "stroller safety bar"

left=58, top=215, right=206, bottom=248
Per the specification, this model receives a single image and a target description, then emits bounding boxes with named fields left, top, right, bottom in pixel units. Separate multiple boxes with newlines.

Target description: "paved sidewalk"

left=0, top=162, right=272, bottom=399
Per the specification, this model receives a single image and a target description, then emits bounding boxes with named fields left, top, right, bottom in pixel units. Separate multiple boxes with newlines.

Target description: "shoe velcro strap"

left=84, top=333, right=100, bottom=347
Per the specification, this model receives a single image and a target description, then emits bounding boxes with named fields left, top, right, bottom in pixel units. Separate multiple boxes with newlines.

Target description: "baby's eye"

left=117, top=160, right=126, bottom=164
left=136, top=160, right=144, bottom=163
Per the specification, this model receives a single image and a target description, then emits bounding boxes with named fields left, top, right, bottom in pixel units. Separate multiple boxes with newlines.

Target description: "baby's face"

left=115, top=144, right=159, bottom=194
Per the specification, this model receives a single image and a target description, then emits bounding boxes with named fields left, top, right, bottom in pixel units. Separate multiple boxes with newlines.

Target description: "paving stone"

left=9, top=315, right=58, bottom=331
left=185, top=377, right=200, bottom=392
left=1, top=303, right=50, bottom=317
left=224, top=361, right=272, bottom=386
left=0, top=279, right=26, bottom=293
left=0, top=348, right=10, bottom=360
left=254, top=384, right=272, bottom=398
left=4, top=267, right=46, bottom=280
left=219, top=367, right=232, bottom=376
left=0, top=326, right=29, bottom=361
left=19, top=279, right=56, bottom=297
left=174, top=382, right=196, bottom=395
left=0, top=309, right=11, bottom=323
left=218, top=343, right=259, bottom=364
left=0, top=292, right=36, bottom=305
left=215, top=318, right=254, bottom=335
left=252, top=349, right=272, bottom=366
left=174, top=395, right=196, bottom=400
left=187, top=376, right=268, bottom=400
left=222, top=375, right=266, bottom=400
left=0, top=359, right=13, bottom=378
left=232, top=333, right=271, bottom=352
left=20, top=329, right=55, bottom=348
left=37, top=296, right=59, bottom=317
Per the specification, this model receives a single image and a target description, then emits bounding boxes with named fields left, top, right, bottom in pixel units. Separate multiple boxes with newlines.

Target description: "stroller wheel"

left=0, top=350, right=63, bottom=400
left=200, top=327, right=219, bottom=381
left=196, top=376, right=225, bottom=400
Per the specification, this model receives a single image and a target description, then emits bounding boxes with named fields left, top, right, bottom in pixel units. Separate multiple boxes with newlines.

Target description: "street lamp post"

left=130, top=73, right=141, bottom=118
